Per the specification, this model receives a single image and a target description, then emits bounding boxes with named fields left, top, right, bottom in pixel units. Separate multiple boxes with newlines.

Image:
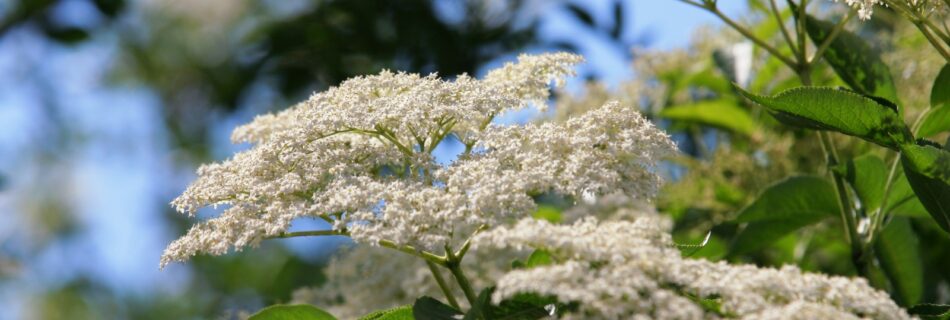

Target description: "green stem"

left=380, top=240, right=447, bottom=266
left=426, top=260, right=462, bottom=310
left=796, top=0, right=808, bottom=64
left=445, top=246, right=479, bottom=305
left=769, top=0, right=799, bottom=56
left=675, top=0, right=797, bottom=68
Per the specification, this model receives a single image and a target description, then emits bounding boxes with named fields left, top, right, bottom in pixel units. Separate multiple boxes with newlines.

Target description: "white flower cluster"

left=161, top=52, right=677, bottom=267
left=291, top=244, right=521, bottom=318
left=475, top=213, right=911, bottom=320
left=834, top=0, right=945, bottom=20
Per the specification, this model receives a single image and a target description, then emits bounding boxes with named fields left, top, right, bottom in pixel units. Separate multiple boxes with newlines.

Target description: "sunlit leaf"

left=358, top=305, right=413, bottom=320
left=734, top=85, right=913, bottom=149
left=660, top=98, right=756, bottom=136
left=248, top=304, right=337, bottom=320
left=730, top=176, right=840, bottom=255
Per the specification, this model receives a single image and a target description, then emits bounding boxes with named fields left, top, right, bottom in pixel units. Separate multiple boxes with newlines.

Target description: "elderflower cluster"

left=161, top=52, right=677, bottom=268
left=291, top=244, right=520, bottom=318
left=475, top=212, right=910, bottom=320
left=834, top=0, right=945, bottom=20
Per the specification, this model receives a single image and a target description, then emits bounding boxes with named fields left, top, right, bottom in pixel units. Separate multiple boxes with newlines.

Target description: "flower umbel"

left=160, top=52, right=677, bottom=268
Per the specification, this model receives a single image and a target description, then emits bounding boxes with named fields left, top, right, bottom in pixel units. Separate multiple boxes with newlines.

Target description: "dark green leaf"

left=525, top=250, right=553, bottom=268
left=836, top=154, right=887, bottom=213
left=44, top=27, right=90, bottom=45
left=734, top=85, right=913, bottom=149
left=565, top=4, right=595, bottom=28
left=412, top=296, right=461, bottom=320
left=660, top=98, right=756, bottom=136
left=730, top=176, right=840, bottom=255
left=358, top=305, right=413, bottom=320
left=804, top=14, right=900, bottom=105
left=909, top=303, right=950, bottom=319
left=931, top=63, right=950, bottom=108
left=465, top=288, right=552, bottom=320
left=875, top=217, right=923, bottom=306
left=900, top=143, right=950, bottom=233
left=918, top=63, right=950, bottom=137
left=248, top=304, right=337, bottom=320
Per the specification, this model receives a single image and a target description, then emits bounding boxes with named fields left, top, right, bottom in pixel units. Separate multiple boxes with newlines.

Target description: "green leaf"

left=875, top=217, right=923, bottom=306
left=919, top=64, right=950, bottom=137
left=525, top=249, right=553, bottom=268
left=358, top=305, right=413, bottom=320
left=464, top=288, right=551, bottom=320
left=660, top=98, right=756, bottom=136
left=412, top=296, right=461, bottom=320
left=931, top=63, right=950, bottom=108
left=901, top=143, right=950, bottom=185
left=248, top=304, right=337, bottom=320
left=730, top=176, right=841, bottom=255
left=909, top=303, right=950, bottom=319
left=917, top=104, right=950, bottom=138
left=836, top=154, right=887, bottom=213
left=900, top=143, right=950, bottom=233
left=886, top=170, right=931, bottom=218
left=803, top=14, right=900, bottom=105
left=734, top=85, right=913, bottom=149
left=532, top=205, right=562, bottom=223
left=735, top=176, right=840, bottom=223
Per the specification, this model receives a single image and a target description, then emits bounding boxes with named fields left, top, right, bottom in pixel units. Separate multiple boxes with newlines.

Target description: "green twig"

left=426, top=260, right=461, bottom=310
left=445, top=245, right=479, bottom=305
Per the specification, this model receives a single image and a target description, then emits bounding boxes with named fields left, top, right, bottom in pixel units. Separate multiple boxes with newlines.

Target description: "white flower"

left=476, top=212, right=910, bottom=320
left=161, top=52, right=677, bottom=268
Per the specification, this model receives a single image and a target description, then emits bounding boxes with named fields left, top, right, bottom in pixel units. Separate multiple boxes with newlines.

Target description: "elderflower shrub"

left=160, top=52, right=677, bottom=267
left=474, top=208, right=911, bottom=320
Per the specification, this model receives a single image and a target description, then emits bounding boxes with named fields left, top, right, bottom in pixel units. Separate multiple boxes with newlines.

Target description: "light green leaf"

left=804, top=14, right=900, bottom=105
left=249, top=304, right=337, bottom=320
left=730, top=176, right=840, bottom=255
left=875, top=217, right=923, bottom=306
left=532, top=205, right=562, bottom=223
left=836, top=154, right=887, bottom=213
left=735, top=176, right=840, bottom=222
left=660, top=98, right=756, bottom=136
left=734, top=86, right=913, bottom=149
left=358, top=305, right=413, bottom=320
left=525, top=249, right=553, bottom=268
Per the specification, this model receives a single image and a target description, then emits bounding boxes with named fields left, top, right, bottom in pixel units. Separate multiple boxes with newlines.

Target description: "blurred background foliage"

left=0, top=0, right=641, bottom=318
left=1, top=0, right=947, bottom=318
